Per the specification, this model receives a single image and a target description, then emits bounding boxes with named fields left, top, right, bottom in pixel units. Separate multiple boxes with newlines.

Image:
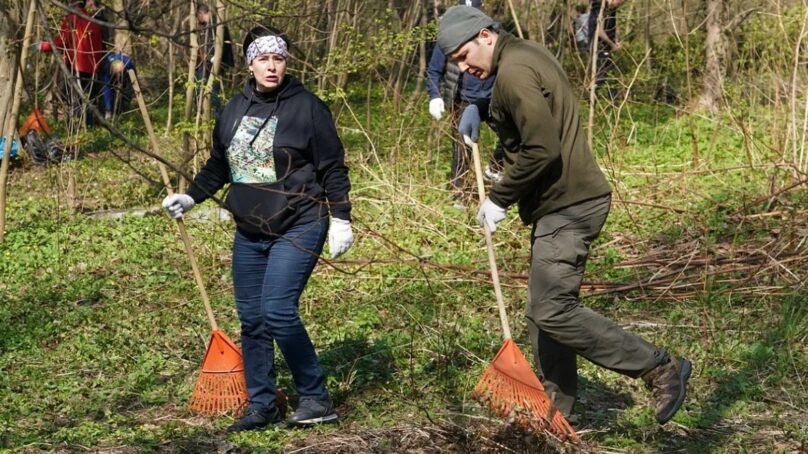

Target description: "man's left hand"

left=477, top=198, right=507, bottom=233
left=458, top=104, right=481, bottom=145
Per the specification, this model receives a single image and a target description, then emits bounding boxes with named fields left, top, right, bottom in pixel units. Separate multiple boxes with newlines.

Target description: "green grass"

left=0, top=92, right=805, bottom=453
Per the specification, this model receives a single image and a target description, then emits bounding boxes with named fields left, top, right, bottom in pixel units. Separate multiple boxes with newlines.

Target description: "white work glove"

left=162, top=194, right=195, bottom=219
left=328, top=218, right=353, bottom=259
left=476, top=198, right=507, bottom=233
left=458, top=104, right=481, bottom=146
left=428, top=98, right=445, bottom=121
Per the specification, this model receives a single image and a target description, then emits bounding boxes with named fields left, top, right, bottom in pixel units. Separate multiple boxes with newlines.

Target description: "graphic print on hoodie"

left=228, top=116, right=279, bottom=183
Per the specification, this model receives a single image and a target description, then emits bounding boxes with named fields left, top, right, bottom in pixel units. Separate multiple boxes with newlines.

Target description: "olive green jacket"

left=488, top=32, right=611, bottom=224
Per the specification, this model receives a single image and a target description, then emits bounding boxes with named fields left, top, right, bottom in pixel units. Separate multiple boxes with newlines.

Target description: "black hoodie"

left=186, top=75, right=351, bottom=237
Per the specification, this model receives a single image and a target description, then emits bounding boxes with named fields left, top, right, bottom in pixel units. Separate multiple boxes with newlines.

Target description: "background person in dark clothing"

left=162, top=26, right=352, bottom=432
left=86, top=0, right=113, bottom=49
left=573, top=3, right=591, bottom=59
left=427, top=0, right=505, bottom=209
left=438, top=5, right=692, bottom=425
left=195, top=3, right=235, bottom=116
left=588, top=0, right=626, bottom=93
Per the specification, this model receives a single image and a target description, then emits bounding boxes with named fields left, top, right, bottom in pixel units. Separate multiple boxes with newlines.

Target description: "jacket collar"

left=490, top=31, right=516, bottom=76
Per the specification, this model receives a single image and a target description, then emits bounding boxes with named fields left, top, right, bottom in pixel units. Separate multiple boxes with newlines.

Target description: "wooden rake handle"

left=470, top=142, right=512, bottom=340
left=128, top=70, right=219, bottom=331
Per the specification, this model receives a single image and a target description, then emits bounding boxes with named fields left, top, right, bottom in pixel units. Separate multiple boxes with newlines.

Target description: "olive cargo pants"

left=527, top=194, right=667, bottom=416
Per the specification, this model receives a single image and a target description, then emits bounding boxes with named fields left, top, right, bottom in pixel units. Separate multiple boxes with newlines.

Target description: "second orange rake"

left=469, top=142, right=578, bottom=442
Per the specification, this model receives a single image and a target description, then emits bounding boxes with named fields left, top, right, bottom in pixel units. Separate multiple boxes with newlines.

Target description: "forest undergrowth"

left=0, top=85, right=805, bottom=453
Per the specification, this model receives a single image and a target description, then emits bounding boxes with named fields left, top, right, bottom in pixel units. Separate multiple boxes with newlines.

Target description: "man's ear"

left=478, top=28, right=493, bottom=44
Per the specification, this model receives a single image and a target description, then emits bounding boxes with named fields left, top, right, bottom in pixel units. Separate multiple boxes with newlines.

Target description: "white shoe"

left=483, top=165, right=503, bottom=183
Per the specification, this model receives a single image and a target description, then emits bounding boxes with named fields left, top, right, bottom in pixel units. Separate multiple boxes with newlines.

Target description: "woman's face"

left=250, top=53, right=287, bottom=92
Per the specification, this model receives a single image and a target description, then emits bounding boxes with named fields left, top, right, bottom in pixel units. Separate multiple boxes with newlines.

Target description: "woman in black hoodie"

left=162, top=26, right=352, bottom=432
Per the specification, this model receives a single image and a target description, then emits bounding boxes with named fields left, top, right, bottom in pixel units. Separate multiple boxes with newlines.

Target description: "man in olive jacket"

left=437, top=6, right=691, bottom=424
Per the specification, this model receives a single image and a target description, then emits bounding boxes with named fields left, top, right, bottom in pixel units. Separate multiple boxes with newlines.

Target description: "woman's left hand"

left=328, top=218, right=353, bottom=259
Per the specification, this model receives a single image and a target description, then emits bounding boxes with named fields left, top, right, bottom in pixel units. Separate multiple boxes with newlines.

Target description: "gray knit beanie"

left=437, top=6, right=497, bottom=55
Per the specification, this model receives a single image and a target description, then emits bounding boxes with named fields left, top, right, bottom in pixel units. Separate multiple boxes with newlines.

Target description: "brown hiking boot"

left=642, top=356, right=692, bottom=424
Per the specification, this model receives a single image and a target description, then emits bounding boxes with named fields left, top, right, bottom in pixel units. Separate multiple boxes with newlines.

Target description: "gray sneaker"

left=287, top=398, right=338, bottom=426
left=226, top=406, right=285, bottom=433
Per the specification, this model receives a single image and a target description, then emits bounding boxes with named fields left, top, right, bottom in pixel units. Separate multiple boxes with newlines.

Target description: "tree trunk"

left=409, top=0, right=428, bottom=102
left=180, top=0, right=199, bottom=191
left=112, top=0, right=132, bottom=54
left=506, top=0, right=524, bottom=38
left=587, top=2, right=605, bottom=150
left=0, top=8, right=15, bottom=133
left=683, top=0, right=700, bottom=166
left=202, top=0, right=225, bottom=125
left=319, top=0, right=341, bottom=93
left=392, top=0, right=422, bottom=108
left=165, top=4, right=177, bottom=134
left=698, top=0, right=726, bottom=111
left=1, top=0, right=35, bottom=242
left=644, top=0, right=653, bottom=73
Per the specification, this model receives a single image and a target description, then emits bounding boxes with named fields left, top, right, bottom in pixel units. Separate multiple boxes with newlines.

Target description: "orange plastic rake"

left=188, top=328, right=249, bottom=415
left=129, top=71, right=248, bottom=416
left=469, top=143, right=578, bottom=442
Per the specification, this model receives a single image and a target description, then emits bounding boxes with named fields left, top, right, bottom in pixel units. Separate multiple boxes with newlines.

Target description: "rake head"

left=474, top=339, right=578, bottom=442
left=188, top=329, right=249, bottom=416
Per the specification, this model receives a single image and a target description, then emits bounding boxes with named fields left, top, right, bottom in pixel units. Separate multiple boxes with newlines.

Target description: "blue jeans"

left=232, top=219, right=329, bottom=412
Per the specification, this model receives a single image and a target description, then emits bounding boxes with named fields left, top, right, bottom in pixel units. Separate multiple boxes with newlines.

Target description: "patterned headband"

left=246, top=35, right=288, bottom=64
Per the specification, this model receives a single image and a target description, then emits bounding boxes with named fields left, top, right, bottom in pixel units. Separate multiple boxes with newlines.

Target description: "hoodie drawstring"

left=248, top=81, right=286, bottom=148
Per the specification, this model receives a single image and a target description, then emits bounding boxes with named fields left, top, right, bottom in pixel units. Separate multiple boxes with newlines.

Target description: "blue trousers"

left=232, top=219, right=329, bottom=412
